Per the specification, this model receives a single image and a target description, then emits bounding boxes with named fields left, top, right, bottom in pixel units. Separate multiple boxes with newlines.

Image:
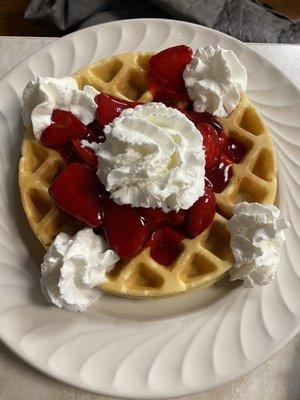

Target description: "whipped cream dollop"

left=41, top=228, right=119, bottom=312
left=22, top=76, right=99, bottom=140
left=96, top=102, right=205, bottom=212
left=183, top=45, right=247, bottom=117
left=226, top=202, right=290, bottom=288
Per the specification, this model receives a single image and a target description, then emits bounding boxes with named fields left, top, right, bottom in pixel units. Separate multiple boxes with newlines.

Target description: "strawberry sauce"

left=44, top=46, right=246, bottom=267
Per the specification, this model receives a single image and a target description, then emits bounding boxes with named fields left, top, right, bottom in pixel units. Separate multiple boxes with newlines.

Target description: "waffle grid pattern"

left=19, top=128, right=78, bottom=248
left=217, top=96, right=277, bottom=218
left=19, top=52, right=277, bottom=298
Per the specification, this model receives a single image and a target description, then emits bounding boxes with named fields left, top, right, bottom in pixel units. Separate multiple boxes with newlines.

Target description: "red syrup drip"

left=226, top=138, right=246, bottom=163
left=206, top=157, right=233, bottom=193
left=206, top=139, right=246, bottom=193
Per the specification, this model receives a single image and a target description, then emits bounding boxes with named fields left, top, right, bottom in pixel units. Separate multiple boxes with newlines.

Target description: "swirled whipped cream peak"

left=226, top=202, right=290, bottom=288
left=41, top=228, right=119, bottom=312
left=183, top=45, right=247, bottom=117
left=22, top=76, right=99, bottom=140
left=96, top=102, right=205, bottom=212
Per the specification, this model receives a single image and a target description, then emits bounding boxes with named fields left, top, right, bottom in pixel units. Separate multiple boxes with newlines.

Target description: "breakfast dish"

left=0, top=20, right=298, bottom=398
left=19, top=43, right=288, bottom=308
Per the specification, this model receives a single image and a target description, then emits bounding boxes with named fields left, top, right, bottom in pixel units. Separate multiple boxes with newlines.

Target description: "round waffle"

left=19, top=52, right=277, bottom=298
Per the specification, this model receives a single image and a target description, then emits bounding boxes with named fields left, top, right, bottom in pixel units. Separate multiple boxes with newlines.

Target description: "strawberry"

left=187, top=110, right=227, bottom=150
left=150, top=226, right=184, bottom=266
left=150, top=79, right=191, bottom=108
left=138, top=208, right=185, bottom=230
left=197, top=122, right=221, bottom=170
left=149, top=45, right=192, bottom=92
left=103, top=200, right=149, bottom=258
left=70, top=140, right=98, bottom=170
left=96, top=93, right=142, bottom=128
left=167, top=210, right=185, bottom=226
left=41, top=110, right=87, bottom=149
left=49, top=163, right=102, bottom=227
left=205, top=154, right=233, bottom=193
left=184, top=186, right=216, bottom=238
left=137, top=208, right=167, bottom=229
left=225, top=139, right=246, bottom=163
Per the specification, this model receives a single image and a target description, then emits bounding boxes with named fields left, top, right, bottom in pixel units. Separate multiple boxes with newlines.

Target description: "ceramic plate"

left=0, top=19, right=299, bottom=399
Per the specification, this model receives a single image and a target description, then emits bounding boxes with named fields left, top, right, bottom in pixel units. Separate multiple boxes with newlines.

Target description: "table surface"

left=0, top=1, right=299, bottom=37
left=0, top=37, right=300, bottom=400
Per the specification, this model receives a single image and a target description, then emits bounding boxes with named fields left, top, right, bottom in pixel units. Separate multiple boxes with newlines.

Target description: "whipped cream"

left=22, top=76, right=99, bottom=140
left=80, top=139, right=100, bottom=152
left=226, top=202, right=290, bottom=288
left=96, top=102, right=205, bottom=212
left=183, top=45, right=247, bottom=117
left=40, top=228, right=119, bottom=312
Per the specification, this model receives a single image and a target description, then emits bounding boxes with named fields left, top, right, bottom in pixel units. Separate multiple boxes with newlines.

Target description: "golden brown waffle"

left=19, top=126, right=78, bottom=248
left=19, top=52, right=277, bottom=298
left=217, top=95, right=277, bottom=218
left=73, top=52, right=153, bottom=103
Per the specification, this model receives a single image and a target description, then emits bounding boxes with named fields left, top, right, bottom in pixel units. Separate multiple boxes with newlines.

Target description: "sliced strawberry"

left=103, top=200, right=149, bottom=258
left=206, top=154, right=233, bottom=193
left=49, top=162, right=102, bottom=227
left=184, top=186, right=216, bottom=238
left=197, top=122, right=221, bottom=170
left=138, top=207, right=167, bottom=229
left=41, top=110, right=87, bottom=149
left=138, top=208, right=185, bottom=230
left=187, top=110, right=227, bottom=150
left=167, top=210, right=185, bottom=226
left=150, top=226, right=184, bottom=267
left=149, top=45, right=192, bottom=92
left=96, top=93, right=142, bottom=128
left=225, top=139, right=246, bottom=163
left=70, top=140, right=98, bottom=170
left=150, top=80, right=191, bottom=108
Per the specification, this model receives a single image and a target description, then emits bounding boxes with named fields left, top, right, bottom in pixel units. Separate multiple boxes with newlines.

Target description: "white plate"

left=0, top=18, right=299, bottom=399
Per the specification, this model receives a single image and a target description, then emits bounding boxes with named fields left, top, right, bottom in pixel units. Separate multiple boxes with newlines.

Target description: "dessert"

left=19, top=44, right=289, bottom=310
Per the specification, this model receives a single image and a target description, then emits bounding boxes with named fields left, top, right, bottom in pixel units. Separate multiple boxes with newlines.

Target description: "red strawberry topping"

left=184, top=185, right=216, bottom=239
left=96, top=93, right=142, bottom=128
left=41, top=110, right=87, bottom=149
left=225, top=138, right=246, bottom=163
left=150, top=226, right=184, bottom=266
left=149, top=45, right=192, bottom=92
left=137, top=208, right=185, bottom=230
left=70, top=140, right=98, bottom=170
left=103, top=199, right=149, bottom=258
left=187, top=110, right=227, bottom=150
left=150, top=81, right=191, bottom=108
left=49, top=162, right=102, bottom=227
left=137, top=207, right=167, bottom=229
left=167, top=210, right=185, bottom=226
left=205, top=154, right=233, bottom=193
left=197, top=122, right=221, bottom=170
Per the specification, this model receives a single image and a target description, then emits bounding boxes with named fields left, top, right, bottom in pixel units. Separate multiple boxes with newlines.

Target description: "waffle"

left=19, top=52, right=277, bottom=298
